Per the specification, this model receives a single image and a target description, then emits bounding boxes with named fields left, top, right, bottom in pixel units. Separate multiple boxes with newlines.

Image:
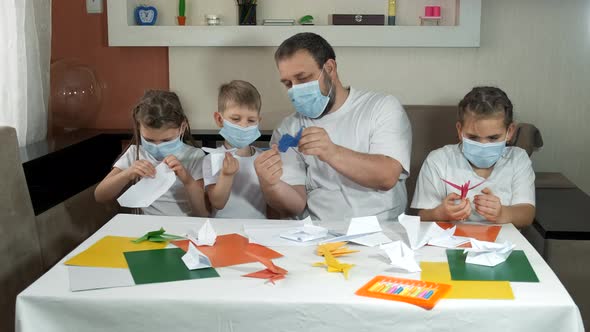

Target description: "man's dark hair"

left=274, top=33, right=336, bottom=68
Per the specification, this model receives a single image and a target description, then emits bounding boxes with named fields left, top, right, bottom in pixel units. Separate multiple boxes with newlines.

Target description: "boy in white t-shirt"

left=411, top=87, right=535, bottom=228
left=202, top=80, right=267, bottom=219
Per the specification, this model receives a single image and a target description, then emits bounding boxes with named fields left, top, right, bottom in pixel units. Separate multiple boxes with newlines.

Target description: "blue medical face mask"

left=141, top=134, right=184, bottom=160
left=287, top=66, right=333, bottom=119
left=462, top=137, right=507, bottom=168
left=219, top=119, right=261, bottom=149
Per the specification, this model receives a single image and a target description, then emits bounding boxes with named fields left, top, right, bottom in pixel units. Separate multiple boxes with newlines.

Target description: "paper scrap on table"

left=280, top=217, right=329, bottom=242
left=186, top=219, right=217, bottom=246
left=243, top=252, right=287, bottom=284
left=427, top=226, right=471, bottom=249
left=68, top=266, right=135, bottom=292
left=463, top=239, right=516, bottom=267
left=117, top=162, right=176, bottom=208
left=313, top=251, right=354, bottom=280
left=133, top=227, right=184, bottom=243
left=322, top=216, right=389, bottom=247
left=316, top=242, right=359, bottom=257
left=441, top=179, right=485, bottom=199
left=380, top=241, right=421, bottom=273
left=278, top=127, right=303, bottom=153
left=202, top=147, right=239, bottom=176
left=181, top=242, right=213, bottom=270
left=244, top=220, right=329, bottom=247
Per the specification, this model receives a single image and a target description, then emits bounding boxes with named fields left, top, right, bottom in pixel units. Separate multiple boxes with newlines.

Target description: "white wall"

left=170, top=0, right=590, bottom=194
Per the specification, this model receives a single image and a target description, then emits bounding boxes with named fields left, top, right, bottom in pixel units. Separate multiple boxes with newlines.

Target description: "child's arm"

left=206, top=153, right=239, bottom=211
left=164, top=155, right=209, bottom=217
left=474, top=188, right=535, bottom=228
left=94, top=160, right=156, bottom=203
left=418, top=193, right=472, bottom=221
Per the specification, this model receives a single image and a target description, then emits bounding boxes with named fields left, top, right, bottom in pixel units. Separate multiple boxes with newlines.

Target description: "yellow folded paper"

left=65, top=236, right=167, bottom=269
left=420, top=262, right=514, bottom=299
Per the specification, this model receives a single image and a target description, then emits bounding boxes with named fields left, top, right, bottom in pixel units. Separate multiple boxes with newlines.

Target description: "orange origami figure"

left=313, top=250, right=354, bottom=280
left=243, top=252, right=288, bottom=284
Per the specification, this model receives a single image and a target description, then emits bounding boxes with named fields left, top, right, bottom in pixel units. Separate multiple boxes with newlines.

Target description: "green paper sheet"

left=446, top=249, right=539, bottom=282
left=124, top=248, right=219, bottom=285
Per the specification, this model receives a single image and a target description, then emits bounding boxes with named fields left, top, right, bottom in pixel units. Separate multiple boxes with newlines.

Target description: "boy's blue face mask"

left=219, top=119, right=261, bottom=149
left=462, top=137, right=506, bottom=168
left=287, top=66, right=333, bottom=119
left=141, top=135, right=184, bottom=160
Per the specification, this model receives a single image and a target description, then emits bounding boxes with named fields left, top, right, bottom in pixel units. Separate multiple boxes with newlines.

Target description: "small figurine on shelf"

left=299, top=15, right=314, bottom=25
left=135, top=5, right=158, bottom=26
left=177, top=0, right=187, bottom=26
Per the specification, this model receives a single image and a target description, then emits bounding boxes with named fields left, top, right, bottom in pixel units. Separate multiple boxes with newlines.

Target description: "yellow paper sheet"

left=420, top=262, right=514, bottom=300
left=65, top=236, right=167, bottom=268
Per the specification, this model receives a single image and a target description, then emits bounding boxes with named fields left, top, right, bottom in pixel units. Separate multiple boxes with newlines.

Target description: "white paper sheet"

left=68, top=266, right=135, bottom=292
left=181, top=242, right=213, bottom=270
left=379, top=241, right=422, bottom=273
left=202, top=147, right=239, bottom=176
left=427, top=226, right=471, bottom=248
left=186, top=219, right=217, bottom=246
left=322, top=216, right=383, bottom=244
left=464, top=239, right=516, bottom=267
left=350, top=232, right=393, bottom=247
left=117, top=163, right=176, bottom=208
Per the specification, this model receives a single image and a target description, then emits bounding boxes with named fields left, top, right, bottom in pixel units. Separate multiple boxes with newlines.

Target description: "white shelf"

left=107, top=0, right=481, bottom=47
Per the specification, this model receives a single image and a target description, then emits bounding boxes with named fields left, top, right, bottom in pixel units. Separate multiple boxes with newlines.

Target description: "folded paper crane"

left=243, top=252, right=288, bottom=284
left=313, top=250, right=354, bottom=280
left=278, top=127, right=303, bottom=153
left=133, top=227, right=184, bottom=243
left=186, top=219, right=217, bottom=246
left=316, top=242, right=359, bottom=257
left=442, top=179, right=486, bottom=199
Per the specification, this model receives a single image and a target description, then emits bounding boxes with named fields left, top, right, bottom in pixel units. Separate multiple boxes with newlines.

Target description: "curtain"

left=0, top=0, right=51, bottom=147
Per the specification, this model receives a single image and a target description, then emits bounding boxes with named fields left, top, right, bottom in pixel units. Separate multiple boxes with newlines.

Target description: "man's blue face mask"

left=462, top=137, right=507, bottom=168
left=219, top=119, right=261, bottom=149
left=287, top=66, right=333, bottom=119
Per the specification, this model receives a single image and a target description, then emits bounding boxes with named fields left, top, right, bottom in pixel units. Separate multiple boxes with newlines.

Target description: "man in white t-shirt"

left=254, top=33, right=412, bottom=221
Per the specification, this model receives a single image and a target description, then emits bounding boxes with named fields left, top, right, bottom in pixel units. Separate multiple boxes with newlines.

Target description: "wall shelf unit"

left=107, top=0, right=481, bottom=47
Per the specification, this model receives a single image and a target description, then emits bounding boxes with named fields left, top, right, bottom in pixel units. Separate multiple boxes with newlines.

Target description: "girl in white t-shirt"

left=95, top=90, right=208, bottom=217
left=202, top=80, right=269, bottom=219
left=411, top=87, right=535, bottom=228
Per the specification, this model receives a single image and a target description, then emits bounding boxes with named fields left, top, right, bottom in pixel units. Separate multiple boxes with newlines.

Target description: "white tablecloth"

left=16, top=214, right=585, bottom=332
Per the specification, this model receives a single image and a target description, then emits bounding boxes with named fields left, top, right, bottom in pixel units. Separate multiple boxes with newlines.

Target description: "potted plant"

left=177, top=0, right=186, bottom=25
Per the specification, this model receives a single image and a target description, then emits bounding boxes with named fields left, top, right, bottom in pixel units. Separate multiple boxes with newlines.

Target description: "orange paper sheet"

left=172, top=233, right=282, bottom=268
left=436, top=222, right=501, bottom=248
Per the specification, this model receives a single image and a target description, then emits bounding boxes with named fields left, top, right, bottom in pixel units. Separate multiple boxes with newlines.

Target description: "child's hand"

left=435, top=193, right=472, bottom=221
left=164, top=155, right=193, bottom=185
left=254, top=145, right=283, bottom=187
left=221, top=152, right=239, bottom=176
left=474, top=187, right=503, bottom=222
left=125, top=160, right=156, bottom=181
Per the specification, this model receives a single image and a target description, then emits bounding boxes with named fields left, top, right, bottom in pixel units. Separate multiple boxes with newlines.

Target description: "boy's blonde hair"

left=218, top=80, right=261, bottom=113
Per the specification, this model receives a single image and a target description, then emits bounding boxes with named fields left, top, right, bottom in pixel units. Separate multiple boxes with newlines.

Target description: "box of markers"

left=355, top=276, right=451, bottom=310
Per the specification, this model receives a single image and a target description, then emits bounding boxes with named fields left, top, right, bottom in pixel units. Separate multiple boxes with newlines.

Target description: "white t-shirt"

left=113, top=143, right=205, bottom=216
left=202, top=146, right=266, bottom=219
left=411, top=144, right=535, bottom=222
left=272, top=87, right=412, bottom=222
